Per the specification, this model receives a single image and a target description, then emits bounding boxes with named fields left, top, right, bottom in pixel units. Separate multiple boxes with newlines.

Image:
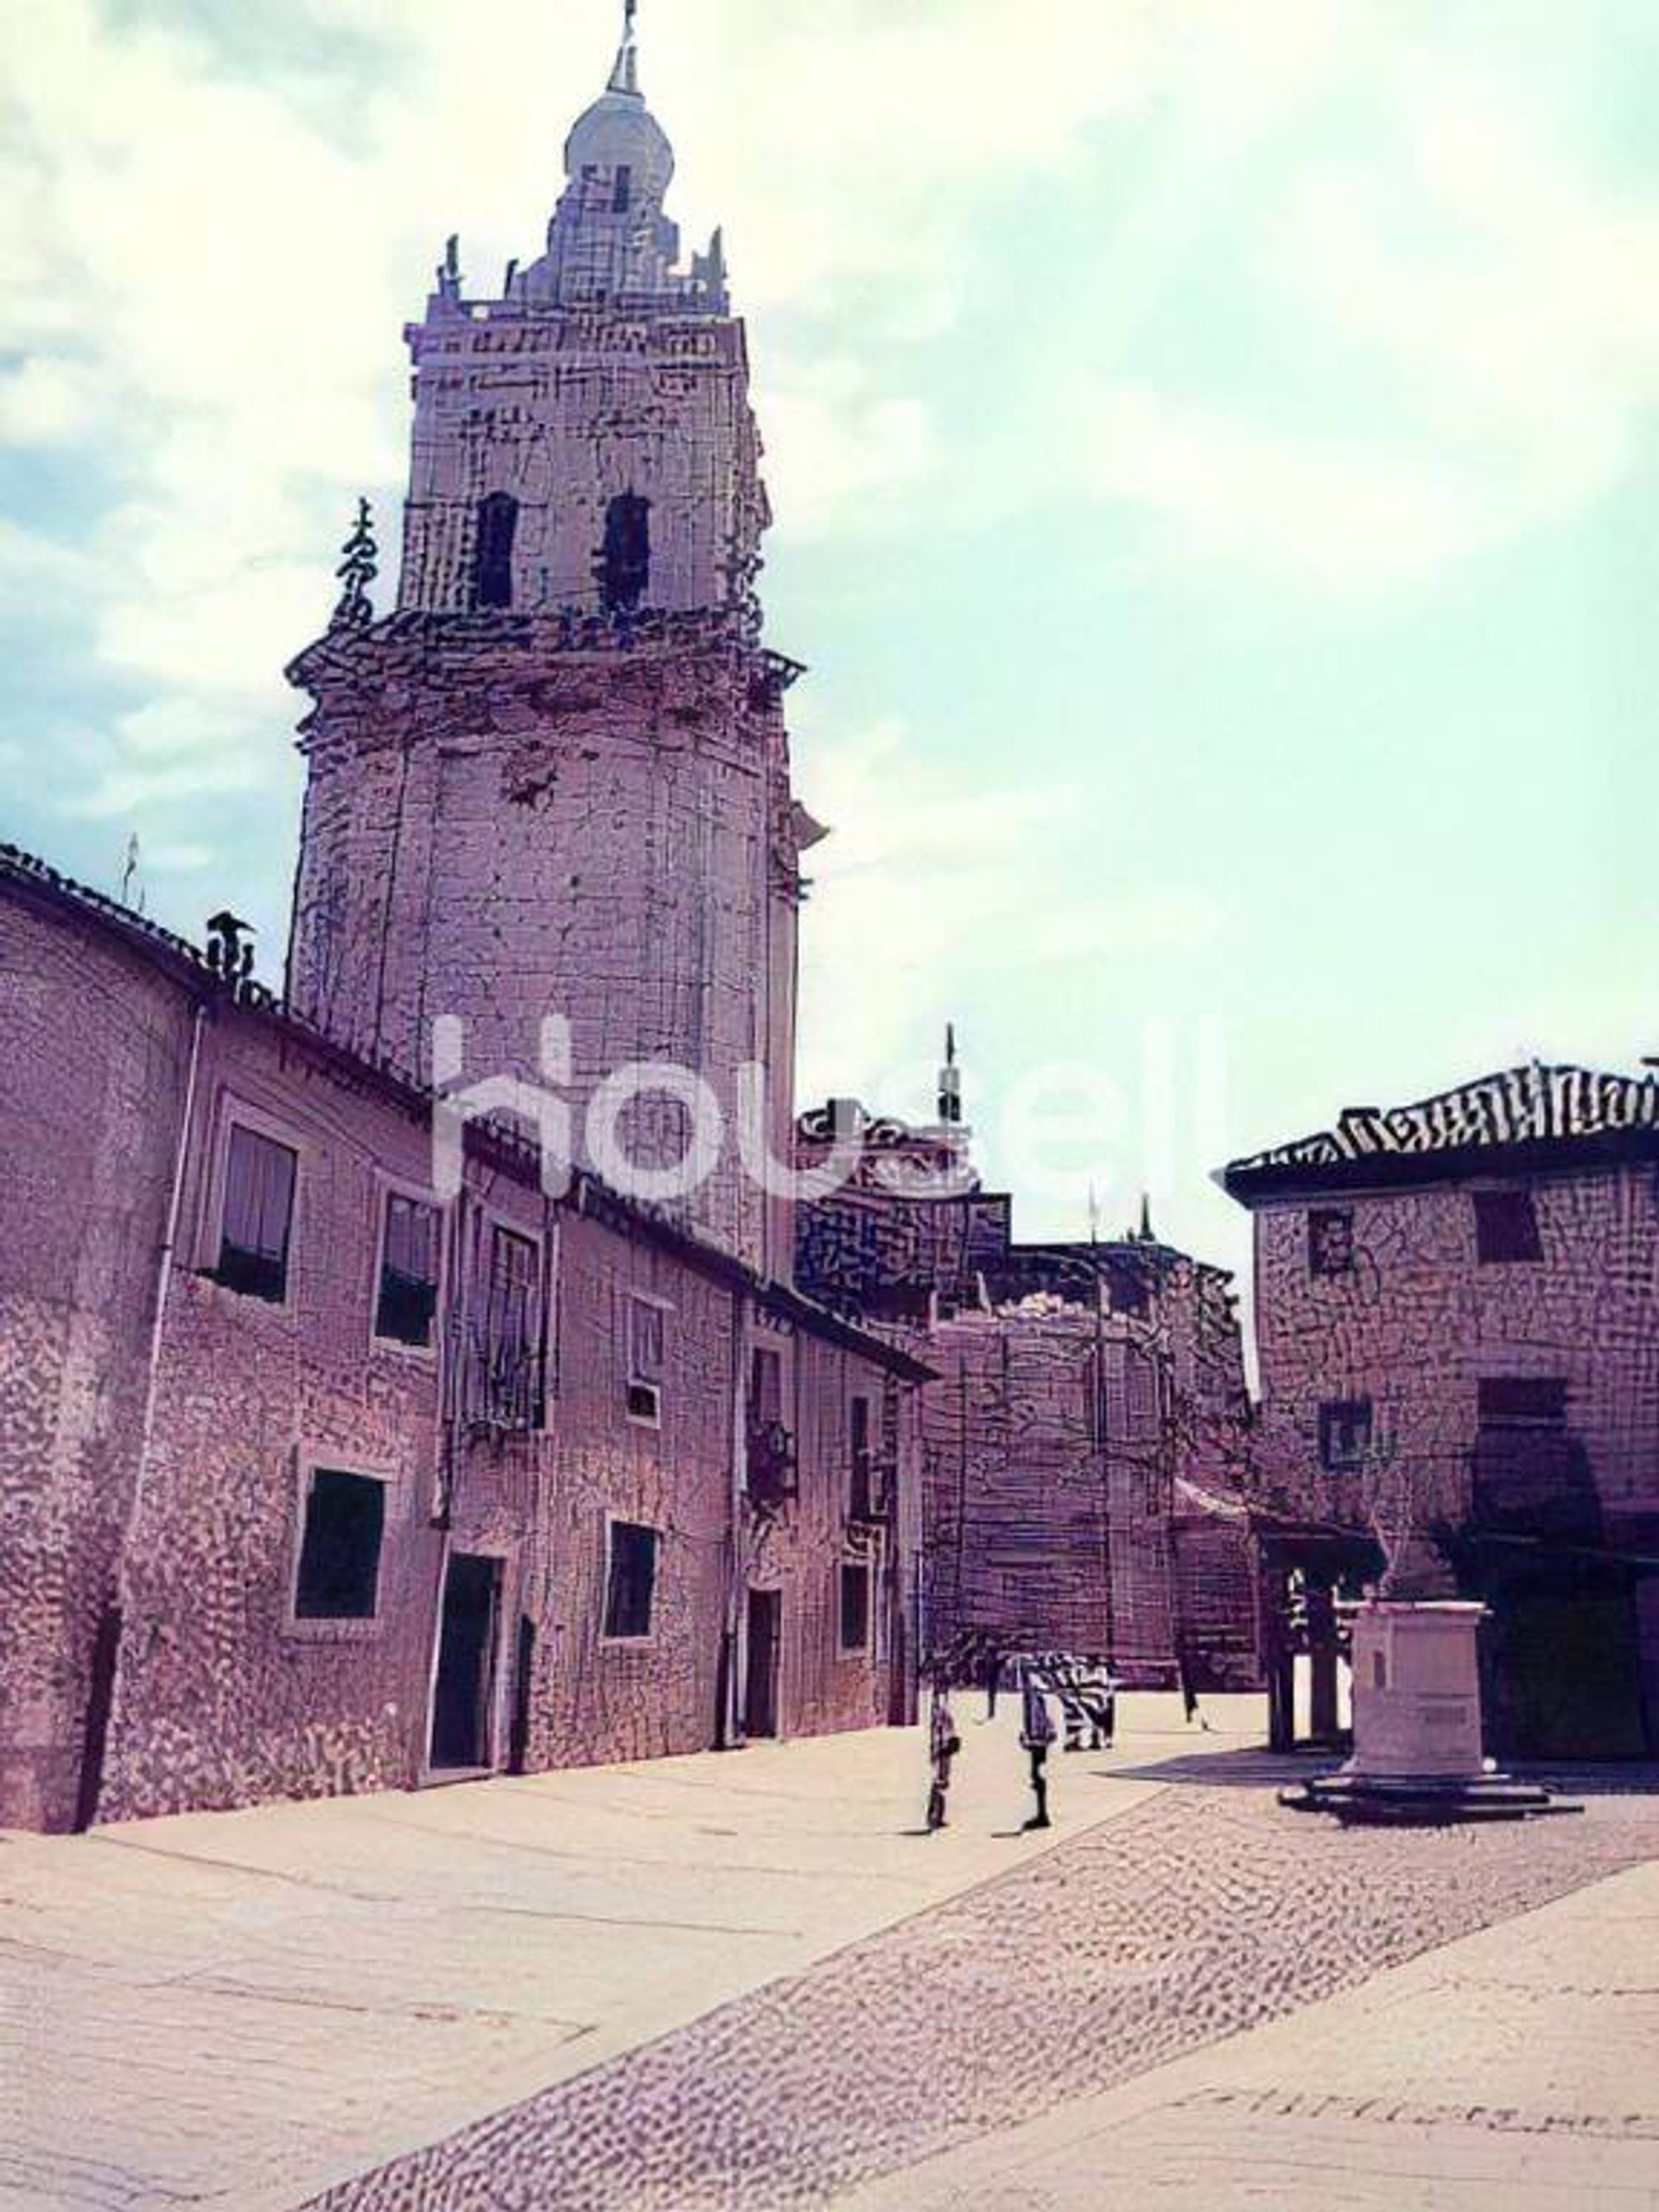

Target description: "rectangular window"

left=1319, top=1396, right=1373, bottom=1472
left=1478, top=1376, right=1568, bottom=1428
left=295, top=1468, right=385, bottom=1620
left=751, top=1344, right=783, bottom=1429
left=218, top=1123, right=297, bottom=1303
left=838, top=1561, right=871, bottom=1652
left=470, top=1224, right=543, bottom=1428
left=1473, top=1188, right=1541, bottom=1265
left=626, top=1295, right=665, bottom=1422
left=604, top=1521, right=658, bottom=1641
left=375, top=1193, right=441, bottom=1347
left=849, top=1394, right=875, bottom=1519
left=1307, top=1207, right=1355, bottom=1278
left=612, top=162, right=632, bottom=213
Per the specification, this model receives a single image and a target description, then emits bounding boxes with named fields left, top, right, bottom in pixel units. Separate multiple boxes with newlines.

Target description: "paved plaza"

left=3, top=1699, right=1655, bottom=2211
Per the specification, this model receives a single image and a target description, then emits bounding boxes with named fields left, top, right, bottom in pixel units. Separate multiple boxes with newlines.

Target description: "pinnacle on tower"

left=329, top=498, right=377, bottom=632
left=937, top=1023, right=963, bottom=1127
left=607, top=0, right=641, bottom=96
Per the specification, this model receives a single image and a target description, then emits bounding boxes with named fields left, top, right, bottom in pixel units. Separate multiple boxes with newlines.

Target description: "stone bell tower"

left=285, top=4, right=808, bottom=1275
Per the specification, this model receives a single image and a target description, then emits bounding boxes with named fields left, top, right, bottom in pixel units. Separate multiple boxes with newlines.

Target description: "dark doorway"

left=1481, top=1567, right=1647, bottom=1761
left=430, top=1553, right=503, bottom=1771
left=743, top=1588, right=781, bottom=1739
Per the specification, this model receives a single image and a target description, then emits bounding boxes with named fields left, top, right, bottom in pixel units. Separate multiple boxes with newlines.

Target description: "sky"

left=1, top=0, right=1656, bottom=1291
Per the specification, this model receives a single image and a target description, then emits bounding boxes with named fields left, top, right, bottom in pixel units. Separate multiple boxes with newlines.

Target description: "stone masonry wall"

left=399, top=310, right=765, bottom=620
left=0, top=891, right=194, bottom=1830
left=286, top=622, right=798, bottom=1277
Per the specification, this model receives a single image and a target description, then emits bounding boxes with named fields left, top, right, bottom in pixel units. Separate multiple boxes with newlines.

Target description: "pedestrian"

left=1178, top=1653, right=1212, bottom=1732
left=925, top=1687, right=961, bottom=1832
left=1020, top=1675, right=1055, bottom=1830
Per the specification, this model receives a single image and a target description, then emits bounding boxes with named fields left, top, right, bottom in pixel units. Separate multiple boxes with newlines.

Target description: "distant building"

left=797, top=1075, right=1259, bottom=1689
left=1224, top=1062, right=1659, bottom=1759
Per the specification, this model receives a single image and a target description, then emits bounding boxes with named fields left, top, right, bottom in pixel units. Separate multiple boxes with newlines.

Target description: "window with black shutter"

left=604, top=1521, right=658, bottom=1640
left=217, top=1123, right=297, bottom=1303
left=375, top=1192, right=440, bottom=1346
left=1319, top=1396, right=1373, bottom=1472
left=1307, top=1207, right=1355, bottom=1277
left=295, top=1469, right=385, bottom=1619
left=838, top=1561, right=871, bottom=1652
left=1473, top=1187, right=1541, bottom=1264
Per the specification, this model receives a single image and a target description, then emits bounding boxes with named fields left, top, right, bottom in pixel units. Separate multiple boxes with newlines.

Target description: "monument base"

left=1280, top=1771, right=1580, bottom=1824
left=1281, top=1599, right=1579, bottom=1823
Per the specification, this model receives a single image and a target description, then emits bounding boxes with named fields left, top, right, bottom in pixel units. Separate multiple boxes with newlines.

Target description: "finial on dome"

left=607, top=0, right=640, bottom=96
left=937, top=1023, right=963, bottom=1126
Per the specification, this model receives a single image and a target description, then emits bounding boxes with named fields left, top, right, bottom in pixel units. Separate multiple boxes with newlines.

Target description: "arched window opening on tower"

left=473, top=492, right=518, bottom=609
left=612, top=163, right=633, bottom=214
left=601, top=493, right=651, bottom=613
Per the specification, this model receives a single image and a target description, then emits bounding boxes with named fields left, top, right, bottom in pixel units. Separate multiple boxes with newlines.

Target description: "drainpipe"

left=90, top=998, right=208, bottom=1827
left=717, top=1283, right=748, bottom=1748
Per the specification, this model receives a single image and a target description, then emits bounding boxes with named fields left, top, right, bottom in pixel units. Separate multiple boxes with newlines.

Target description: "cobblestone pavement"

left=0, top=1702, right=1182, bottom=2211
left=836, top=1846, right=1659, bottom=2209
left=312, top=1782, right=1659, bottom=2212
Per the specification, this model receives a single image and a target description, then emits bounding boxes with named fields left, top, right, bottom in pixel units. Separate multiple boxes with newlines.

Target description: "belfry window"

left=473, top=492, right=518, bottom=610
left=612, top=163, right=633, bottom=214
left=601, top=493, right=651, bottom=613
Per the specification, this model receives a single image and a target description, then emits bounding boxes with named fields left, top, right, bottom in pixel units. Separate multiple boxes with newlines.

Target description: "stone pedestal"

left=1348, top=1600, right=1486, bottom=1784
left=1281, top=1597, right=1576, bottom=1823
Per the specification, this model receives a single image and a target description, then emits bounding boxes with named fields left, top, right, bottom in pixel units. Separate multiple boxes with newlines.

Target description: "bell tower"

left=285, top=5, right=805, bottom=1274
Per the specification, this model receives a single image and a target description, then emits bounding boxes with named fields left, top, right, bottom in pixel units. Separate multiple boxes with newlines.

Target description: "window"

left=295, top=1469, right=385, bottom=1620
left=838, top=1561, right=871, bottom=1652
left=376, top=1193, right=441, bottom=1347
left=217, top=1123, right=297, bottom=1303
left=751, top=1344, right=783, bottom=1429
left=604, top=1521, right=658, bottom=1640
left=600, top=492, right=651, bottom=613
left=1109, top=1265, right=1149, bottom=1317
left=468, top=1224, right=543, bottom=1428
left=1473, top=1187, right=1541, bottom=1265
left=1478, top=1376, right=1568, bottom=1429
left=1319, top=1396, right=1373, bottom=1472
left=1308, top=1207, right=1355, bottom=1278
left=612, top=162, right=632, bottom=213
left=473, top=491, right=518, bottom=610
left=626, top=1294, right=666, bottom=1422
left=746, top=1344, right=793, bottom=1505
left=849, top=1394, right=875, bottom=1519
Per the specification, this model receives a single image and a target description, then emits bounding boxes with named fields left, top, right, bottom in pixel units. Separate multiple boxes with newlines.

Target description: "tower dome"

left=563, top=10, right=674, bottom=198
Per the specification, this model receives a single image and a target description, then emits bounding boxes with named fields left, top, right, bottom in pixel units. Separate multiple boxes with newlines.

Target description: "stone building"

left=796, top=1077, right=1259, bottom=1688
left=285, top=16, right=802, bottom=1276
left=0, top=846, right=925, bottom=1834
left=0, top=15, right=928, bottom=1835
left=1224, top=1061, right=1659, bottom=1759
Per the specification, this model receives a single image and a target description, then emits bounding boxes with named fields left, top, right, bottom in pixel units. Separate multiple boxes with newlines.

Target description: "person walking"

left=925, top=1688, right=961, bottom=1833
left=1178, top=1652, right=1213, bottom=1733
left=982, top=1637, right=1001, bottom=1723
left=1020, top=1675, right=1055, bottom=1830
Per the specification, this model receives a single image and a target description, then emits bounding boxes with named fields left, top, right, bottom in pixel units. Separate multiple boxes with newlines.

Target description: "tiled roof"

left=1224, top=1062, right=1659, bottom=1198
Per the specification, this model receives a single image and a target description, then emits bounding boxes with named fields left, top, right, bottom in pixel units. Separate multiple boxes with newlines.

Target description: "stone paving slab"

left=0, top=1700, right=1198, bottom=2212
left=309, top=1779, right=1659, bottom=2211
